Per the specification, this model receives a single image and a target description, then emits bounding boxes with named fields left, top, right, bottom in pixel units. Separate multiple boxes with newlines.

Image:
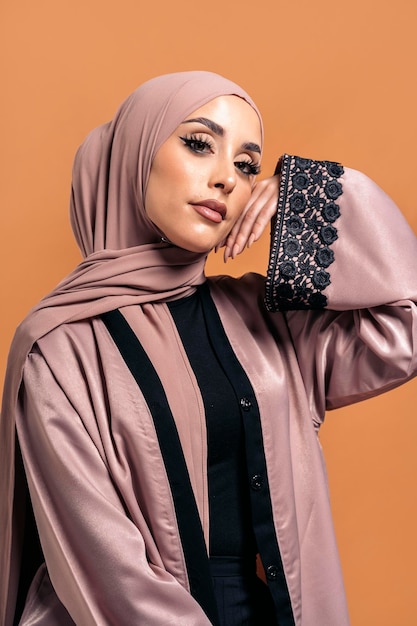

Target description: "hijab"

left=0, top=70, right=262, bottom=623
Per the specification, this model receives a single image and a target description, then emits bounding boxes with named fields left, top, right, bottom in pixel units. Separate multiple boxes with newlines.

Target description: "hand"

left=221, top=175, right=280, bottom=262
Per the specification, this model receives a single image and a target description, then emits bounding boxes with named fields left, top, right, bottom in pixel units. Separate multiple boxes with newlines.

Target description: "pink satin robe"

left=11, top=163, right=417, bottom=625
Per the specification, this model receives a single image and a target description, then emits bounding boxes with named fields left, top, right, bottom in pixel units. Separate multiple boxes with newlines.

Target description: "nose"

left=210, top=158, right=237, bottom=195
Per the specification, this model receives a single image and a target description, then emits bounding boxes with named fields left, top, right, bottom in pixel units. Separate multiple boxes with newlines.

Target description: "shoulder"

left=207, top=272, right=266, bottom=304
left=206, top=272, right=276, bottom=328
left=25, top=317, right=110, bottom=387
left=31, top=317, right=99, bottom=357
left=207, top=271, right=265, bottom=292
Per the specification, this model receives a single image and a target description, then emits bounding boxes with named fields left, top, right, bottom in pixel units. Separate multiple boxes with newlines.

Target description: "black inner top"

left=168, top=291, right=257, bottom=558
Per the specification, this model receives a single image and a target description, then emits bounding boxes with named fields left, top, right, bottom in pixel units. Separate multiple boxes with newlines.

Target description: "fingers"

left=224, top=175, right=280, bottom=262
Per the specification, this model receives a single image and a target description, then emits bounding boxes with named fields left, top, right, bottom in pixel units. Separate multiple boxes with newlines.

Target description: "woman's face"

left=144, top=95, right=262, bottom=253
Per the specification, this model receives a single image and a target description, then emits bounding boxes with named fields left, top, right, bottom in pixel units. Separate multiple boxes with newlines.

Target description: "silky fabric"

left=6, top=156, right=417, bottom=625
left=209, top=557, right=278, bottom=625
left=0, top=71, right=263, bottom=624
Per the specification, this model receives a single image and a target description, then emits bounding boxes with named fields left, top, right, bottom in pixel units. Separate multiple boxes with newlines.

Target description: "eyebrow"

left=182, top=116, right=261, bottom=154
left=242, top=142, right=261, bottom=154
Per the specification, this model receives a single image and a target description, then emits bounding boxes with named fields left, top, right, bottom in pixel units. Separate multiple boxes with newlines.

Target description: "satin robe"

left=7, top=156, right=417, bottom=625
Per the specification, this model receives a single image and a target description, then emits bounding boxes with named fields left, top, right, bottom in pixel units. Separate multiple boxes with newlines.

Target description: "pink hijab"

left=0, top=71, right=262, bottom=622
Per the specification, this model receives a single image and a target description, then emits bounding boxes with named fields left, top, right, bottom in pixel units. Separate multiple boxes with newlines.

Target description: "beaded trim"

left=265, top=154, right=344, bottom=311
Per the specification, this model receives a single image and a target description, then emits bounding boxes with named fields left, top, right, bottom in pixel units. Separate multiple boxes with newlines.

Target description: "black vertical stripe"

left=101, top=309, right=219, bottom=626
left=198, top=283, right=295, bottom=625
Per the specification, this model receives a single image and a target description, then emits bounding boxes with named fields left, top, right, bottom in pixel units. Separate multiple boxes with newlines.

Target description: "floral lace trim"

left=265, top=154, right=344, bottom=311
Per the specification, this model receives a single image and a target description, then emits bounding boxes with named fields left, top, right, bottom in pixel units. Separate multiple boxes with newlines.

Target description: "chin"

left=179, top=242, right=213, bottom=255
left=171, top=234, right=220, bottom=255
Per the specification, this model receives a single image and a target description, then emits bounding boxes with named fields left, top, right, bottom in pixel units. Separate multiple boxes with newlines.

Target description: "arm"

left=16, top=347, right=212, bottom=626
left=265, top=155, right=417, bottom=311
left=271, top=155, right=417, bottom=418
left=228, top=155, right=417, bottom=420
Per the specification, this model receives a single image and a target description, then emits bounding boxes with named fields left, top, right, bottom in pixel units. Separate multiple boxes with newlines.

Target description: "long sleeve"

left=265, top=154, right=417, bottom=420
left=16, top=345, right=212, bottom=626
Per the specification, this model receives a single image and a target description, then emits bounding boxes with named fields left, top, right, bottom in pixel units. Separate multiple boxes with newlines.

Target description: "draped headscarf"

left=0, top=70, right=263, bottom=622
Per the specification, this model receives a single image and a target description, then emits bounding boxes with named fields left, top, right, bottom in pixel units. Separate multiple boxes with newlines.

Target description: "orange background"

left=1, top=1, right=416, bottom=623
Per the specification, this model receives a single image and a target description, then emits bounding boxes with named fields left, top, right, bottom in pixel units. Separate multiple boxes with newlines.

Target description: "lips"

left=190, top=199, right=227, bottom=223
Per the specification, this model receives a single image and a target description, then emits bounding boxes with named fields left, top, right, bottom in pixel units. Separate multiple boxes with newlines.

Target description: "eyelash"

left=179, top=134, right=261, bottom=177
left=180, top=134, right=214, bottom=154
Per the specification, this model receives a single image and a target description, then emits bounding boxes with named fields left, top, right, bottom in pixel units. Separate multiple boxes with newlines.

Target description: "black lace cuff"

left=265, top=154, right=344, bottom=312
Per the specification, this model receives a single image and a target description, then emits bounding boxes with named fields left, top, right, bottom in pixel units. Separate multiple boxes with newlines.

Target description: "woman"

left=1, top=71, right=416, bottom=626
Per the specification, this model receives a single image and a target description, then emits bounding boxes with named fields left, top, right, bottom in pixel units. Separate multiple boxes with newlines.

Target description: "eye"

left=235, top=160, right=261, bottom=177
left=180, top=134, right=214, bottom=154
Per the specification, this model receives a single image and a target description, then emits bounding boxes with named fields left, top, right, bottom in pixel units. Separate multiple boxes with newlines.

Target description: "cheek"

left=151, top=159, right=198, bottom=200
left=145, top=161, right=176, bottom=216
left=231, top=184, right=253, bottom=218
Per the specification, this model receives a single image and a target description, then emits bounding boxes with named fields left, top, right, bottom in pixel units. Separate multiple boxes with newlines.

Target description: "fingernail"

left=232, top=243, right=240, bottom=259
left=224, top=247, right=230, bottom=262
left=247, top=233, right=255, bottom=248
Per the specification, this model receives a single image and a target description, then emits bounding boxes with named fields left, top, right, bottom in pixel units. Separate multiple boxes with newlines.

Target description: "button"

left=250, top=474, right=263, bottom=491
left=266, top=565, right=279, bottom=581
left=240, top=397, right=252, bottom=411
